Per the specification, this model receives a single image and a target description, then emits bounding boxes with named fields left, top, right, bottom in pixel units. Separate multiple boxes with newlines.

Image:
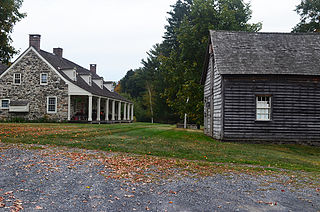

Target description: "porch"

left=68, top=95, right=134, bottom=123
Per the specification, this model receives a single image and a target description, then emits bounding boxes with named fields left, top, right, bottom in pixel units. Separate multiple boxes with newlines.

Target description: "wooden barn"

left=201, top=30, right=320, bottom=145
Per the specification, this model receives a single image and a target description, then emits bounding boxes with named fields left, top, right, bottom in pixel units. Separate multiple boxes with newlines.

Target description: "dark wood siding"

left=223, top=75, right=320, bottom=144
left=213, top=62, right=223, bottom=139
left=204, top=55, right=213, bottom=136
left=204, top=55, right=223, bottom=139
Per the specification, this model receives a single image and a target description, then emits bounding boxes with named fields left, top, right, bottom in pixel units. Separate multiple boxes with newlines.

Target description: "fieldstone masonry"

left=0, top=49, right=68, bottom=121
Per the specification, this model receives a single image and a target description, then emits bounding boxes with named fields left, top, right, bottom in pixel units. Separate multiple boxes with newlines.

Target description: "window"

left=14, top=73, right=21, bottom=84
left=47, top=97, right=57, bottom=113
left=73, top=70, right=76, bottom=81
left=1, top=99, right=10, bottom=109
left=256, top=96, right=271, bottom=121
left=88, top=76, right=92, bottom=86
left=40, top=73, right=48, bottom=85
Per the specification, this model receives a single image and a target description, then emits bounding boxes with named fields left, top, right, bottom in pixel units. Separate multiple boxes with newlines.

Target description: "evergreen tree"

left=293, top=0, right=320, bottom=32
left=118, top=0, right=261, bottom=124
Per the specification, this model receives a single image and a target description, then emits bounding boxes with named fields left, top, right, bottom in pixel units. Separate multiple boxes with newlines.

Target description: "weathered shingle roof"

left=39, top=50, right=130, bottom=102
left=210, top=30, right=320, bottom=75
left=0, top=63, right=8, bottom=75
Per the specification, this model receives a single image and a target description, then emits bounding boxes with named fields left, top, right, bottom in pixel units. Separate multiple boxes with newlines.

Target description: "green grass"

left=0, top=122, right=319, bottom=174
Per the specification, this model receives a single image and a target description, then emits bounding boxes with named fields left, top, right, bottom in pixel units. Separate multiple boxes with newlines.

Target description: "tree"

left=161, top=0, right=261, bottom=125
left=163, top=0, right=192, bottom=50
left=118, top=0, right=260, bottom=125
left=293, top=0, right=320, bottom=32
left=0, top=0, right=26, bottom=64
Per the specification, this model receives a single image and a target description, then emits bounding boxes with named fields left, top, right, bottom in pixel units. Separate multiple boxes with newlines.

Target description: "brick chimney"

left=53, top=48, right=63, bottom=58
left=90, top=64, right=97, bottom=74
left=29, top=34, right=41, bottom=51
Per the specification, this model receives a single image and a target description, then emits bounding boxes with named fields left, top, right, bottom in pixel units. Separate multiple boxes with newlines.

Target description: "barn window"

left=256, top=96, right=271, bottom=121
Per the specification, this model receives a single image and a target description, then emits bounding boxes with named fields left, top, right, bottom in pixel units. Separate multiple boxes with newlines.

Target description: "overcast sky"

left=11, top=0, right=301, bottom=81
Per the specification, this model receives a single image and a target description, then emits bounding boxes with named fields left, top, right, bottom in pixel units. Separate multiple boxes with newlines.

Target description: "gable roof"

left=38, top=50, right=130, bottom=102
left=202, top=30, right=320, bottom=83
left=0, top=63, right=8, bottom=75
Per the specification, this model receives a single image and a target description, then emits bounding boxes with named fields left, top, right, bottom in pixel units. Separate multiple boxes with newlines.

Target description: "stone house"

left=0, top=34, right=133, bottom=123
left=201, top=30, right=320, bottom=145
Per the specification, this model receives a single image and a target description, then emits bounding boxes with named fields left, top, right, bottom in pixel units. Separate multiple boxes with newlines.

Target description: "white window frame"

left=88, top=75, right=92, bottom=86
left=40, top=73, right=48, bottom=85
left=256, top=96, right=271, bottom=121
left=0, top=99, right=10, bottom=109
left=73, top=70, right=77, bottom=81
left=13, top=73, right=21, bottom=85
left=47, top=96, right=57, bottom=114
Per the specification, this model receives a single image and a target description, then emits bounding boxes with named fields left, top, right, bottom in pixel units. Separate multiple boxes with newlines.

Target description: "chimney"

left=29, top=34, right=41, bottom=51
left=53, top=48, right=63, bottom=58
left=90, top=64, right=96, bottom=74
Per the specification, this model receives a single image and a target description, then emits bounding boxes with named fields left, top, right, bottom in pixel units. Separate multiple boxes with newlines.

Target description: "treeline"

left=118, top=0, right=262, bottom=124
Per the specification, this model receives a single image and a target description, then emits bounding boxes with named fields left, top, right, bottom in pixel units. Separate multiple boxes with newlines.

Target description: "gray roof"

left=0, top=63, right=8, bottom=75
left=39, top=50, right=130, bottom=102
left=209, top=30, right=320, bottom=76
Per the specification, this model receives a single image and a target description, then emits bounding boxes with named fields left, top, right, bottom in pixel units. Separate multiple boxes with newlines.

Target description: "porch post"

left=97, top=97, right=101, bottom=121
left=105, top=98, right=109, bottom=121
left=123, top=103, right=127, bottom=121
left=88, top=95, right=93, bottom=122
left=118, top=101, right=121, bottom=121
left=127, top=103, right=130, bottom=120
left=67, top=95, right=71, bottom=121
left=131, top=104, right=134, bottom=121
left=112, top=100, right=115, bottom=121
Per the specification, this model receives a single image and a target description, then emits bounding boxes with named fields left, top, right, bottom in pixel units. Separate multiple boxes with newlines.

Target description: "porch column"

left=105, top=98, right=109, bottom=121
left=67, top=95, right=71, bottom=121
left=88, top=95, right=93, bottom=122
left=131, top=104, right=134, bottom=121
left=123, top=103, right=127, bottom=121
left=118, top=101, right=121, bottom=121
left=127, top=103, right=130, bottom=120
left=112, top=100, right=115, bottom=121
left=97, top=97, right=101, bottom=121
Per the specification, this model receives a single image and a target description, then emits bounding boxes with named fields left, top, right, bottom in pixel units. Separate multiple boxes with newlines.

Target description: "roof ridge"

left=210, top=30, right=320, bottom=36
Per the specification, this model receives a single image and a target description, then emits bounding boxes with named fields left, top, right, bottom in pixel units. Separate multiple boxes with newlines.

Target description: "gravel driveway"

left=0, top=142, right=319, bottom=212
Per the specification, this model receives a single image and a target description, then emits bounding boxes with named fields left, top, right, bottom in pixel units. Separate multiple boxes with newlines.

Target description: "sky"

left=11, top=0, right=301, bottom=82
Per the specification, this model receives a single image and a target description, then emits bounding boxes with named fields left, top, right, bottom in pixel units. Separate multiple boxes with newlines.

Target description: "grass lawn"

left=0, top=122, right=319, bottom=176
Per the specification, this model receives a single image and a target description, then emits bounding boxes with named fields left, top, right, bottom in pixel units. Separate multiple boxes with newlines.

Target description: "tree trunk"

left=146, top=83, right=154, bottom=124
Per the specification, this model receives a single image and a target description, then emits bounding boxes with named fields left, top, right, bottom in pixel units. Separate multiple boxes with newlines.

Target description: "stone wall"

left=0, top=49, right=69, bottom=122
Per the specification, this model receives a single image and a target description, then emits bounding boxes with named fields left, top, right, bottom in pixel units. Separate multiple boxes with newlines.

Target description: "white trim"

left=97, top=97, right=101, bottom=121
left=47, top=96, right=57, bottom=114
left=0, top=99, right=10, bottom=109
left=88, top=95, right=93, bottom=121
left=256, top=96, right=271, bottom=121
left=13, top=73, right=21, bottom=85
left=40, top=73, right=48, bottom=85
